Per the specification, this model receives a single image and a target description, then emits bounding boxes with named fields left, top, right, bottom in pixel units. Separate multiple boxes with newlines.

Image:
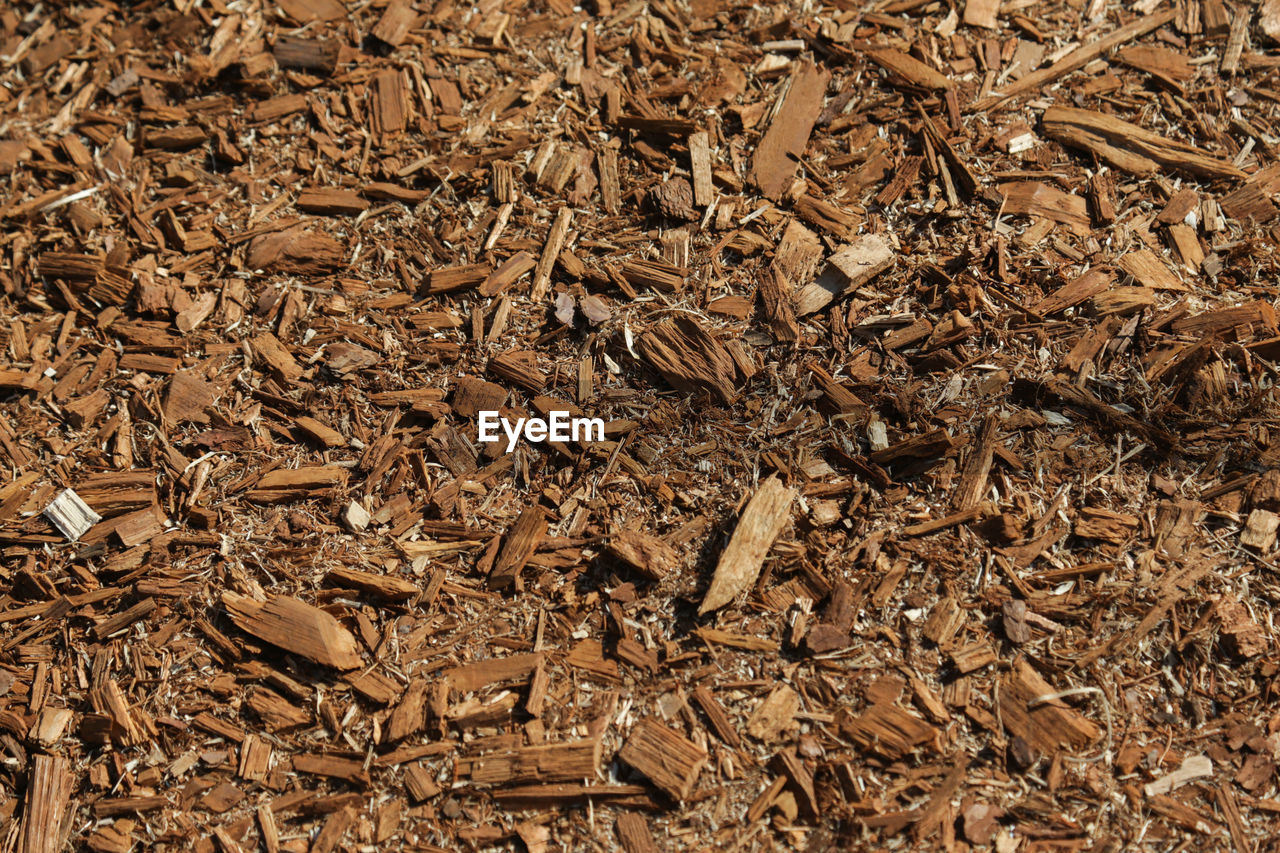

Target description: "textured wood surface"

left=700, top=476, right=797, bottom=614
left=223, top=593, right=363, bottom=670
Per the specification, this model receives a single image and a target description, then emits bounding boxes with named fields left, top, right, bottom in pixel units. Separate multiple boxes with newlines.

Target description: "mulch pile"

left=2, top=0, right=1280, bottom=849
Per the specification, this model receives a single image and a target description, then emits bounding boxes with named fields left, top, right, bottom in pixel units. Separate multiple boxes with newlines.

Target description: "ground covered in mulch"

left=2, top=0, right=1280, bottom=850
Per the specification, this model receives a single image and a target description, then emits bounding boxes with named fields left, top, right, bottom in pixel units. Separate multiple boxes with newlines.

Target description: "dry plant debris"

left=3, top=0, right=1280, bottom=850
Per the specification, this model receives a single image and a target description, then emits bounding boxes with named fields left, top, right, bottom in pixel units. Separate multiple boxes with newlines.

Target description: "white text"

left=477, top=411, right=605, bottom=453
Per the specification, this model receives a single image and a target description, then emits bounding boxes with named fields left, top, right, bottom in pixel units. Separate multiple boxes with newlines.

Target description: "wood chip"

left=793, top=235, right=895, bottom=316
left=1042, top=106, right=1246, bottom=180
left=750, top=62, right=830, bottom=200
left=700, top=476, right=797, bottom=614
left=223, top=593, right=363, bottom=670
left=457, top=739, right=600, bottom=785
left=43, top=489, right=101, bottom=541
left=618, top=719, right=707, bottom=800
left=18, top=755, right=74, bottom=853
